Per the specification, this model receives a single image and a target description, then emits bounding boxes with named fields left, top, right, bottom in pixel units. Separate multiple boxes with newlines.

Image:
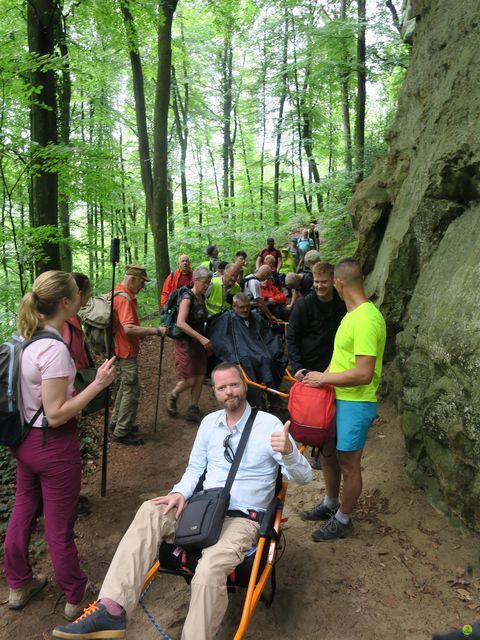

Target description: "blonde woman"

left=4, top=271, right=115, bottom=620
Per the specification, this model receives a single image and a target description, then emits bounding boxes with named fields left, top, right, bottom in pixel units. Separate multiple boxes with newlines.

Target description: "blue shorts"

left=335, top=400, right=377, bottom=452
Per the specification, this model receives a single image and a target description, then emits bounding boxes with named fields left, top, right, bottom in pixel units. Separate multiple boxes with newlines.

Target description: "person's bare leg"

left=190, top=376, right=203, bottom=405
left=173, top=377, right=194, bottom=396
left=337, top=449, right=363, bottom=515
left=319, top=441, right=341, bottom=500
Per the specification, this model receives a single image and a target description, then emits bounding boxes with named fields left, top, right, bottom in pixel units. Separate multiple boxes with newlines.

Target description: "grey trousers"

left=111, top=357, right=139, bottom=437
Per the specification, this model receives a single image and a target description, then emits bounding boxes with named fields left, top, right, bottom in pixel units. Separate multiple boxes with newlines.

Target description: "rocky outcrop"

left=349, top=1, right=480, bottom=527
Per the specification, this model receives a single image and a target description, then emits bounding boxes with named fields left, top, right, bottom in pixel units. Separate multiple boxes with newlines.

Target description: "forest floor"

left=1, top=337, right=480, bottom=640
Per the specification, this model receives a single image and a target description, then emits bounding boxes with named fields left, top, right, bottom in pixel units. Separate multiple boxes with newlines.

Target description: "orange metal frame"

left=141, top=480, right=288, bottom=640
left=239, top=365, right=296, bottom=400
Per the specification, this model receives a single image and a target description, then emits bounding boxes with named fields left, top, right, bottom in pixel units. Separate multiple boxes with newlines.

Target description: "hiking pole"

left=153, top=335, right=165, bottom=432
left=101, top=237, right=120, bottom=498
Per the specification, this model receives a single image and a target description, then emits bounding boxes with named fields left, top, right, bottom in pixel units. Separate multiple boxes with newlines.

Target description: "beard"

left=222, top=395, right=244, bottom=412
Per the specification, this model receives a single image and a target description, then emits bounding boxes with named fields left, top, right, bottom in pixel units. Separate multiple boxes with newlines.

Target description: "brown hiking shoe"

left=185, top=404, right=203, bottom=423
left=166, top=392, right=178, bottom=416
left=8, top=574, right=47, bottom=610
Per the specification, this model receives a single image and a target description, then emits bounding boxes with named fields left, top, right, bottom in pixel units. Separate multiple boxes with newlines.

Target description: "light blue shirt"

left=171, top=403, right=312, bottom=513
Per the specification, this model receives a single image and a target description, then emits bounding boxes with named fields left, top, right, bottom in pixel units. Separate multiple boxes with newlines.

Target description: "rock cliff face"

left=349, top=0, right=480, bottom=527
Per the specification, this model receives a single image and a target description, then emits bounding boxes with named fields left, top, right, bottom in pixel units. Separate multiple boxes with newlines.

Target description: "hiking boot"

left=8, top=574, right=47, bottom=610
left=166, top=392, right=178, bottom=416
left=311, top=515, right=354, bottom=542
left=77, top=495, right=91, bottom=518
left=52, top=601, right=126, bottom=639
left=112, top=433, right=144, bottom=446
left=310, top=456, right=322, bottom=470
left=432, top=623, right=480, bottom=639
left=299, top=501, right=337, bottom=522
left=185, top=404, right=203, bottom=423
left=63, top=581, right=98, bottom=621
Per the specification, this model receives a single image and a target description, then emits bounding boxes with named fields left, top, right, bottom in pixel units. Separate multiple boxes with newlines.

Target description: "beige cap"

left=125, top=264, right=151, bottom=282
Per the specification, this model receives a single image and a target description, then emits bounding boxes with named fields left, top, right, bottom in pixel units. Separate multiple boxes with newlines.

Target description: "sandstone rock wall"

left=349, top=0, right=480, bottom=527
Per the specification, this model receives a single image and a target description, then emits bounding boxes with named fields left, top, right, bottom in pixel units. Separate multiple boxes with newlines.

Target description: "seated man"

left=160, top=254, right=193, bottom=306
left=260, top=277, right=289, bottom=322
left=52, top=362, right=311, bottom=640
left=208, top=293, right=287, bottom=397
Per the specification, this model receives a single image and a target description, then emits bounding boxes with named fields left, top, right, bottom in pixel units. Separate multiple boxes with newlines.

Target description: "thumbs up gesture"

left=271, top=420, right=293, bottom=455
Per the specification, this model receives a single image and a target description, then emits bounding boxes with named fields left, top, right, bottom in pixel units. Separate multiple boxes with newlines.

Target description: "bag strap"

left=223, top=408, right=258, bottom=495
left=22, top=330, right=65, bottom=427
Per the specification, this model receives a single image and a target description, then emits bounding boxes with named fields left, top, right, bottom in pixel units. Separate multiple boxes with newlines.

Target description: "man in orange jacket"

left=160, top=255, right=193, bottom=306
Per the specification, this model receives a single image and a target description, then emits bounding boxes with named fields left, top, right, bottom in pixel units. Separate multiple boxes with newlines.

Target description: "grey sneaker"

left=8, top=574, right=47, bottom=610
left=311, top=515, right=354, bottom=542
left=63, top=581, right=98, bottom=621
left=166, top=392, right=178, bottom=416
left=299, top=501, right=337, bottom=522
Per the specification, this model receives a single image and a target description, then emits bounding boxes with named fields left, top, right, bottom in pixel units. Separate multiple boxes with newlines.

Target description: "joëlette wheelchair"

left=140, top=469, right=287, bottom=640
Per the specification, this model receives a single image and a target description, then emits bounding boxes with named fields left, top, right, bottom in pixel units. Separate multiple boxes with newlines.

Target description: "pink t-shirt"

left=21, top=325, right=76, bottom=428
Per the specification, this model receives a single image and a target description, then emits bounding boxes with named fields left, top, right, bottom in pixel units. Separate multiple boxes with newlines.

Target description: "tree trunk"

left=238, top=117, right=254, bottom=212
left=221, top=30, right=233, bottom=219
left=172, top=66, right=189, bottom=227
left=152, top=0, right=178, bottom=302
left=301, top=105, right=323, bottom=216
left=273, top=12, right=289, bottom=227
left=119, top=0, right=154, bottom=234
left=355, top=0, right=366, bottom=182
left=54, top=6, right=72, bottom=272
left=28, top=0, right=60, bottom=273
left=291, top=20, right=311, bottom=217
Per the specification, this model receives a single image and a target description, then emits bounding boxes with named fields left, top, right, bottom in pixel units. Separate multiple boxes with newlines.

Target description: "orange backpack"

left=287, top=381, right=336, bottom=448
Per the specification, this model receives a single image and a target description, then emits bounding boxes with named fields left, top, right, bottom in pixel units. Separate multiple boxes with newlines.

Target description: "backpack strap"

left=22, top=331, right=67, bottom=435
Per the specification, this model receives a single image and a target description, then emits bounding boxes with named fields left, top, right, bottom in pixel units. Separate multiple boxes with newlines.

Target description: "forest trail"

left=1, top=337, right=479, bottom=640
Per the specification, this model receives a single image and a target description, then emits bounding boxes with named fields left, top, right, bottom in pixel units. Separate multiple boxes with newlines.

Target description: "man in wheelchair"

left=207, top=293, right=287, bottom=408
left=52, top=362, right=311, bottom=640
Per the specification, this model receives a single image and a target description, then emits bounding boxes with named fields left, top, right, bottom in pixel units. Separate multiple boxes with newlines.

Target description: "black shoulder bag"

left=175, top=408, right=258, bottom=551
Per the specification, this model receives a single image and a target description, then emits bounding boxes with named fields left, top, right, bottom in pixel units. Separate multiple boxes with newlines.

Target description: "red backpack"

left=287, top=381, right=336, bottom=448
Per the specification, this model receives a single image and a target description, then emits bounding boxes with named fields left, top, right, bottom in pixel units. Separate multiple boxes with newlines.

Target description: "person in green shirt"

left=300, top=258, right=386, bottom=541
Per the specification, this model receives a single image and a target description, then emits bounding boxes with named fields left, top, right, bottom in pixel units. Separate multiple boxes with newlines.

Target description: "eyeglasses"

left=223, top=433, right=235, bottom=464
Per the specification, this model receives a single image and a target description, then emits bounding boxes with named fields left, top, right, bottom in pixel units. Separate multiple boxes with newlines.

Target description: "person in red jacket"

left=260, top=277, right=289, bottom=321
left=160, top=255, right=193, bottom=306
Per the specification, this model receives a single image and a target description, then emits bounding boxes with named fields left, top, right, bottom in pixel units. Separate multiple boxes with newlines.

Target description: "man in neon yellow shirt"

left=301, top=258, right=386, bottom=541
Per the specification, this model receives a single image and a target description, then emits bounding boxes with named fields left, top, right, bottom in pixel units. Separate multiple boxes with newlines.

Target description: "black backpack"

left=160, top=286, right=194, bottom=339
left=0, top=330, right=64, bottom=447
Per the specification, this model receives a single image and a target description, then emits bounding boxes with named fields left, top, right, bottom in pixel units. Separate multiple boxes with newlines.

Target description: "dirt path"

left=1, top=337, right=480, bottom=640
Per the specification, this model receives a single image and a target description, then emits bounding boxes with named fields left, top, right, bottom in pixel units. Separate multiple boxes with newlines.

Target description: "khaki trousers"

left=111, top=357, right=139, bottom=437
left=99, top=500, right=260, bottom=640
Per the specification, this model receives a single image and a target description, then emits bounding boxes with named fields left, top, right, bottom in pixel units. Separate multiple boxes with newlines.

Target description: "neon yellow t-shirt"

left=330, top=301, right=386, bottom=402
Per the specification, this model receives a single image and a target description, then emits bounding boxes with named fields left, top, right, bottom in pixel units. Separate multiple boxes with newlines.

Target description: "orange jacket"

left=260, top=281, right=287, bottom=305
left=161, top=269, right=193, bottom=306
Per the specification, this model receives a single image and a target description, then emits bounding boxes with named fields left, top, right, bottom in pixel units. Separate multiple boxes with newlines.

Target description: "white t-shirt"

left=243, top=275, right=261, bottom=301
left=20, top=326, right=76, bottom=428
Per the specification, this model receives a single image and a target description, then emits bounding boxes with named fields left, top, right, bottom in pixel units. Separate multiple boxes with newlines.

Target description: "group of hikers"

left=2, top=226, right=465, bottom=640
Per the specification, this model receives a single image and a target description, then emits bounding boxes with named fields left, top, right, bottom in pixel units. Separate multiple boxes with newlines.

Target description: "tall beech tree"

left=28, top=0, right=60, bottom=273
left=152, top=0, right=178, bottom=291
left=355, top=0, right=366, bottom=182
